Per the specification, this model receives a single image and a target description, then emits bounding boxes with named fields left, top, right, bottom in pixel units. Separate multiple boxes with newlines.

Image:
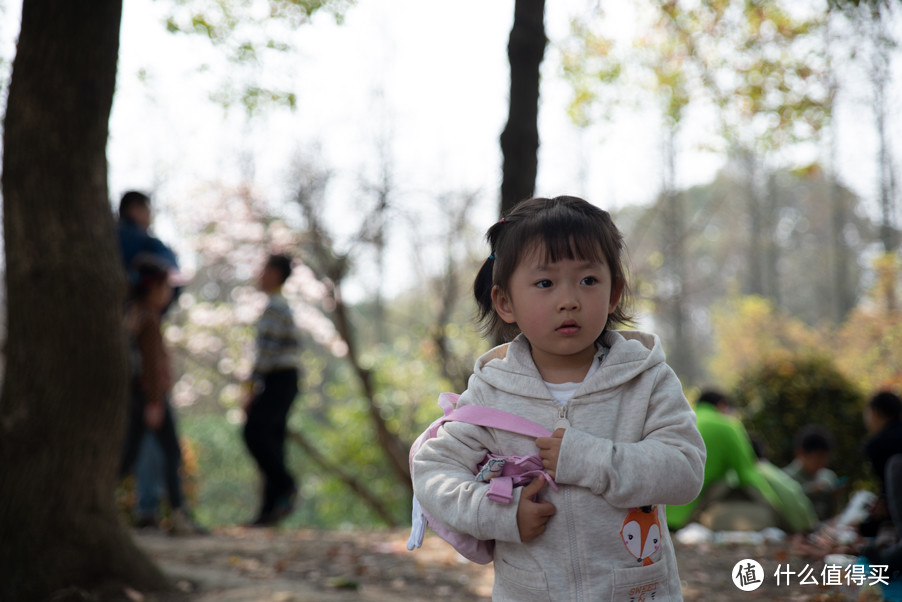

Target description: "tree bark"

left=0, top=2, right=167, bottom=598
left=328, top=281, right=411, bottom=488
left=500, top=0, right=546, bottom=216
left=743, top=152, right=766, bottom=297
left=661, top=126, right=697, bottom=384
left=823, top=9, right=855, bottom=323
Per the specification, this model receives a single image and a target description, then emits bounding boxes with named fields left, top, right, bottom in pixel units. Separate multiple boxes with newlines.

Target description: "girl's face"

left=491, top=244, right=621, bottom=383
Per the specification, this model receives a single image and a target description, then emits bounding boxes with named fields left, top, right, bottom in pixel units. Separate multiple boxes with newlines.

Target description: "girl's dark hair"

left=128, top=254, right=170, bottom=301
left=473, top=195, right=633, bottom=341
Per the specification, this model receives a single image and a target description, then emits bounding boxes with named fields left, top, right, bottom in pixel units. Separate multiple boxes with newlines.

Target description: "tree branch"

left=286, top=428, right=399, bottom=527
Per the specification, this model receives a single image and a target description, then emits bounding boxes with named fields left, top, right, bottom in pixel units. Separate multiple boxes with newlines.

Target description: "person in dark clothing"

left=243, top=254, right=302, bottom=526
left=861, top=454, right=902, bottom=577
left=117, top=191, right=180, bottom=279
left=864, top=392, right=902, bottom=499
left=116, top=191, right=184, bottom=528
left=857, top=391, right=902, bottom=577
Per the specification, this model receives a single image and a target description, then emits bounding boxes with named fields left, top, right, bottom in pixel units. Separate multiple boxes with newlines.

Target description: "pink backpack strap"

left=437, top=392, right=458, bottom=416
left=486, top=477, right=514, bottom=504
left=446, top=404, right=552, bottom=439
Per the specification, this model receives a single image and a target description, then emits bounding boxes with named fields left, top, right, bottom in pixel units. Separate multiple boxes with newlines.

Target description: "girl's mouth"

left=557, top=321, right=580, bottom=335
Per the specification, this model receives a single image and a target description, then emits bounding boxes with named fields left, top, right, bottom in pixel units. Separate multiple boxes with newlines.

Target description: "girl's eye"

left=581, top=276, right=598, bottom=286
left=536, top=280, right=553, bottom=289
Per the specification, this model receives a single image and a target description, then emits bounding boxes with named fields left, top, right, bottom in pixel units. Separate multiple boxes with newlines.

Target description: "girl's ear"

left=608, top=279, right=623, bottom=315
left=491, top=285, right=517, bottom=325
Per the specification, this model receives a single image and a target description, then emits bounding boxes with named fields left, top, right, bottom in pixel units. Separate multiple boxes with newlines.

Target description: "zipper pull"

left=554, top=405, right=570, bottom=431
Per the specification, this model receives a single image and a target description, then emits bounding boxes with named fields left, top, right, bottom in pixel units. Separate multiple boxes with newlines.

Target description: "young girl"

left=412, top=196, right=705, bottom=601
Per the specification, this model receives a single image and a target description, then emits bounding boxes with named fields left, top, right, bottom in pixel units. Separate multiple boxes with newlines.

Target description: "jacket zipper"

left=566, top=483, right=585, bottom=599
left=555, top=404, right=584, bottom=599
left=554, top=404, right=571, bottom=431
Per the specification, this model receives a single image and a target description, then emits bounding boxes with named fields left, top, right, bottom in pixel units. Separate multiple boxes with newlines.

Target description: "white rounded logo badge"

left=732, top=559, right=764, bottom=591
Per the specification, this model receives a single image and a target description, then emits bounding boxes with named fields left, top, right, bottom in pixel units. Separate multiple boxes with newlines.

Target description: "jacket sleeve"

left=554, top=364, right=706, bottom=508
left=411, top=394, right=524, bottom=543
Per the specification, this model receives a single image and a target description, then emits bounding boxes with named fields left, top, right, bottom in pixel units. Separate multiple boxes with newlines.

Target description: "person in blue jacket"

left=116, top=190, right=182, bottom=528
left=117, top=190, right=179, bottom=277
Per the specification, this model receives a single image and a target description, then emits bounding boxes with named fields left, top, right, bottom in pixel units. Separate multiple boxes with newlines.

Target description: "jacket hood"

left=474, top=330, right=666, bottom=402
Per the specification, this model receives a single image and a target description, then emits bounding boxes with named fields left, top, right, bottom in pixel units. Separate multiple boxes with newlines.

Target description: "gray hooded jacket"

left=412, top=331, right=706, bottom=601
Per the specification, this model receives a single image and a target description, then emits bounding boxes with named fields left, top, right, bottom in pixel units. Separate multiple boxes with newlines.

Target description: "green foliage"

left=179, top=414, right=260, bottom=526
left=177, top=329, right=473, bottom=529
left=657, top=0, right=829, bottom=152
left=565, top=0, right=830, bottom=153
left=707, top=294, right=828, bottom=389
left=210, top=85, right=298, bottom=115
left=560, top=16, right=626, bottom=128
left=732, top=354, right=868, bottom=486
left=155, top=178, right=496, bottom=529
left=295, top=334, right=462, bottom=527
left=163, top=0, right=355, bottom=114
left=836, top=253, right=902, bottom=393
left=294, top=369, right=403, bottom=527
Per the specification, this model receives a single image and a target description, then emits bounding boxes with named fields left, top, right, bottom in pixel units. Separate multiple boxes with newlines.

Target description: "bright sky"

left=107, top=0, right=898, bottom=214
left=107, top=1, right=700, bottom=214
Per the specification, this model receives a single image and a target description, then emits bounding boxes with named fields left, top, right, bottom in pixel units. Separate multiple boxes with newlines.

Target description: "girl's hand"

left=536, top=429, right=566, bottom=480
left=517, top=475, right=556, bottom=542
left=144, top=402, right=165, bottom=430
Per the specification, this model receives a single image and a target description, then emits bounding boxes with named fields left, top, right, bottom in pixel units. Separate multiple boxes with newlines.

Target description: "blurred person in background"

left=116, top=190, right=184, bottom=529
left=859, top=392, right=902, bottom=540
left=783, top=425, right=843, bottom=521
left=667, top=389, right=783, bottom=531
left=242, top=254, right=302, bottom=527
left=119, top=255, right=203, bottom=535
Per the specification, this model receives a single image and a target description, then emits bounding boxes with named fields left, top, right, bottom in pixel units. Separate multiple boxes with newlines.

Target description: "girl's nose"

left=558, top=289, right=579, bottom=312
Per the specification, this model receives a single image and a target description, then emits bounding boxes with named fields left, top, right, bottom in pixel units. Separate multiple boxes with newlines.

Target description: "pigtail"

left=473, top=255, right=496, bottom=328
left=473, top=218, right=513, bottom=340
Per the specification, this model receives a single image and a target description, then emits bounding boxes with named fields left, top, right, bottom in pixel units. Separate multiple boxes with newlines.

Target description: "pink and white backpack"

left=406, top=392, right=556, bottom=564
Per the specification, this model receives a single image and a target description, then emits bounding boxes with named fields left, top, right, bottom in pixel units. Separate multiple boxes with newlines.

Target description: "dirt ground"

left=130, top=527, right=894, bottom=601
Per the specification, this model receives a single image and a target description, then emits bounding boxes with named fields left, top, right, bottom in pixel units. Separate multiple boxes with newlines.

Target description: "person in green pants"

left=753, top=438, right=818, bottom=533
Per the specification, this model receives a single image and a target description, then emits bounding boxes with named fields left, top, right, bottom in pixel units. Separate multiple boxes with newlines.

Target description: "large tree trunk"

left=0, top=2, right=167, bottom=598
left=500, top=0, right=546, bottom=216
